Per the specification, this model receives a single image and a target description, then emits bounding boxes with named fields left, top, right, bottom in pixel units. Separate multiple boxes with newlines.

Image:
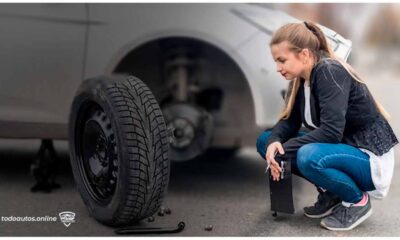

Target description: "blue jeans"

left=256, top=130, right=376, bottom=203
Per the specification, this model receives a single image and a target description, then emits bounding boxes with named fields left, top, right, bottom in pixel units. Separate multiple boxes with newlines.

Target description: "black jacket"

left=266, top=58, right=398, bottom=160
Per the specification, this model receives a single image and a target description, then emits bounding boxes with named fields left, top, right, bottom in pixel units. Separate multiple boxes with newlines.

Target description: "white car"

left=0, top=3, right=352, bottom=226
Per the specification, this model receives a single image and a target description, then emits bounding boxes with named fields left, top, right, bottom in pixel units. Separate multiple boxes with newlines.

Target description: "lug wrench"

left=115, top=221, right=185, bottom=235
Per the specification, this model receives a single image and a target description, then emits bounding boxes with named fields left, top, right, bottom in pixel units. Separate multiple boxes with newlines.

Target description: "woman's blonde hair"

left=270, top=22, right=390, bottom=120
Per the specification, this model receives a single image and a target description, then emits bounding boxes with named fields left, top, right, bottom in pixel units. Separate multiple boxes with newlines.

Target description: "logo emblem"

left=59, top=211, right=75, bottom=227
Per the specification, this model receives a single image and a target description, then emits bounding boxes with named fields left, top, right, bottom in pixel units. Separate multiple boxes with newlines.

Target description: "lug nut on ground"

left=204, top=225, right=213, bottom=231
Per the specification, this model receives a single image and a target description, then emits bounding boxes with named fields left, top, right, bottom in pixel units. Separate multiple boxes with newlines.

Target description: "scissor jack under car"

left=268, top=157, right=294, bottom=217
left=30, top=139, right=60, bottom=193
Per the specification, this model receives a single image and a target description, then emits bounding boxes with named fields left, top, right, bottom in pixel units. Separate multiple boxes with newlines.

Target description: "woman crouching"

left=256, top=21, right=398, bottom=231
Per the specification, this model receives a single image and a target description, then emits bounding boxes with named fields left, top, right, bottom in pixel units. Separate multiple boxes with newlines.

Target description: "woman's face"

left=270, top=41, right=307, bottom=81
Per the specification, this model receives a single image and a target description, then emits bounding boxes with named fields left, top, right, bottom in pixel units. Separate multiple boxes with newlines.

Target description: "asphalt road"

left=0, top=139, right=399, bottom=237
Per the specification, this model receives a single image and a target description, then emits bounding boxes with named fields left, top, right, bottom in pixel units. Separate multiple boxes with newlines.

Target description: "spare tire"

left=69, top=75, right=170, bottom=227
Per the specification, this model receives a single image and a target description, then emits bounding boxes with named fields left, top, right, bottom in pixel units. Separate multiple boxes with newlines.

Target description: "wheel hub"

left=168, top=118, right=195, bottom=148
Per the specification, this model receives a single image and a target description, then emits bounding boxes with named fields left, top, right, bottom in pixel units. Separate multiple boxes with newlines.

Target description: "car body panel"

left=0, top=4, right=86, bottom=124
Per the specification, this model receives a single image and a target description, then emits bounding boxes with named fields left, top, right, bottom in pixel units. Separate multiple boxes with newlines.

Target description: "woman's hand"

left=265, top=141, right=285, bottom=181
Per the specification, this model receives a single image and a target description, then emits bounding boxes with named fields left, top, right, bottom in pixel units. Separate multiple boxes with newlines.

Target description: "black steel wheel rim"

left=76, top=102, right=118, bottom=205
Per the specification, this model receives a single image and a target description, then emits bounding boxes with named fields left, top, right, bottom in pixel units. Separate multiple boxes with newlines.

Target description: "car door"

left=0, top=4, right=87, bottom=129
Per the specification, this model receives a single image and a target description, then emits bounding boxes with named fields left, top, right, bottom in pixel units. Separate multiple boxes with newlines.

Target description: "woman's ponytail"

left=303, top=21, right=336, bottom=59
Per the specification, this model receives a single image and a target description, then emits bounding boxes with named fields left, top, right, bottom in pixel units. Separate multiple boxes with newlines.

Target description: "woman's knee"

left=296, top=143, right=322, bottom=174
left=256, top=130, right=272, bottom=157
